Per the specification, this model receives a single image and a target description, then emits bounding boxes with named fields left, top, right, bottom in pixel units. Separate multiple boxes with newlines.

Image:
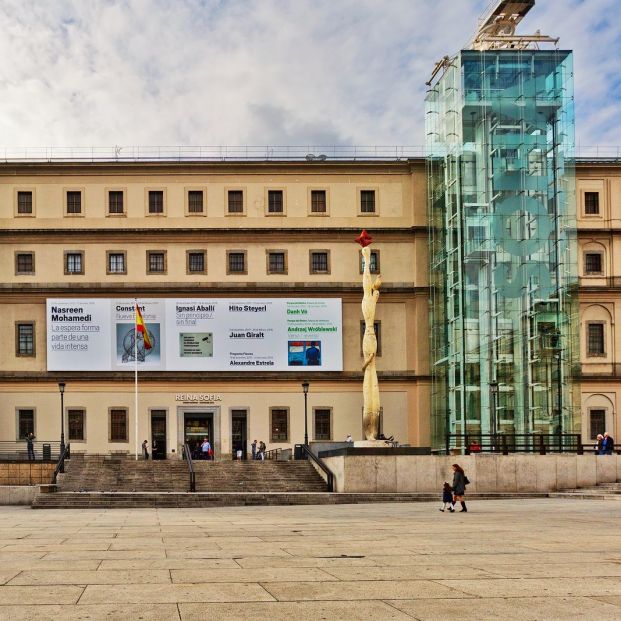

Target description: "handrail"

left=263, top=448, right=282, bottom=460
left=183, top=443, right=196, bottom=492
left=51, top=443, right=71, bottom=484
left=446, top=433, right=583, bottom=455
left=301, top=444, right=334, bottom=492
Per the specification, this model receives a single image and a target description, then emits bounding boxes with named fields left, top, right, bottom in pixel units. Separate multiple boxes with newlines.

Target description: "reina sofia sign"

left=175, top=394, right=223, bottom=403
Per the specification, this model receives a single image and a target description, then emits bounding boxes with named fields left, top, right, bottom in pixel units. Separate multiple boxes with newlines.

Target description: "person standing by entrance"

left=26, top=433, right=35, bottom=461
left=142, top=440, right=149, bottom=460
left=451, top=464, right=469, bottom=512
left=201, top=437, right=212, bottom=460
left=251, top=439, right=257, bottom=460
left=259, top=440, right=266, bottom=460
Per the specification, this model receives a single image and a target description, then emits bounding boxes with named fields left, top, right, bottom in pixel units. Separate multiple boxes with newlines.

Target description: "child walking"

left=439, top=482, right=454, bottom=512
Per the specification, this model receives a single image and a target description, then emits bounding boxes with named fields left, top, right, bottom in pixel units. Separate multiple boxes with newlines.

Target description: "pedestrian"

left=346, top=434, right=353, bottom=443
left=142, top=440, right=149, bottom=460
left=26, top=432, right=35, bottom=461
left=259, top=440, right=266, bottom=460
left=450, top=463, right=469, bottom=512
left=251, top=439, right=257, bottom=460
left=603, top=432, right=615, bottom=455
left=439, top=481, right=454, bottom=512
left=201, top=437, right=212, bottom=460
left=595, top=434, right=604, bottom=454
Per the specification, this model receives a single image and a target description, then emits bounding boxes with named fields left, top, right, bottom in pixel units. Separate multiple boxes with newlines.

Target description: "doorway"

left=151, top=410, right=167, bottom=460
left=184, top=412, right=214, bottom=459
left=231, top=410, right=248, bottom=460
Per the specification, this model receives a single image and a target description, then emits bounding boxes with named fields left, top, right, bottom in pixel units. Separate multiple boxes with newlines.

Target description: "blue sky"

left=0, top=0, right=619, bottom=149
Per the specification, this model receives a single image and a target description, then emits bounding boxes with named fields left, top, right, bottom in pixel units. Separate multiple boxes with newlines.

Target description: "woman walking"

left=451, top=463, right=468, bottom=512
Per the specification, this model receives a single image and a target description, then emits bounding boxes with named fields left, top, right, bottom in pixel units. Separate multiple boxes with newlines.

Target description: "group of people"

left=440, top=463, right=469, bottom=513
left=251, top=439, right=267, bottom=460
left=595, top=432, right=615, bottom=455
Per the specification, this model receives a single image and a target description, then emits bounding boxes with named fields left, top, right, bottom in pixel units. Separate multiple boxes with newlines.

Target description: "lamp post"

left=302, top=381, right=310, bottom=446
left=489, top=380, right=498, bottom=450
left=58, top=381, right=66, bottom=455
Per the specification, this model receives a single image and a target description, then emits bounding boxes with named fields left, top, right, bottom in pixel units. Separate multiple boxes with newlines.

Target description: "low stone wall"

left=0, top=462, right=55, bottom=486
left=321, top=453, right=621, bottom=494
left=0, top=485, right=39, bottom=505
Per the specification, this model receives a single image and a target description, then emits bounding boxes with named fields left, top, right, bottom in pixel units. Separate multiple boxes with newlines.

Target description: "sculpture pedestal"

left=354, top=440, right=386, bottom=448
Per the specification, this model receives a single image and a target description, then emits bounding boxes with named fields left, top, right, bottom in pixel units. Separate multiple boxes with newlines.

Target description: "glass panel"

left=268, top=190, right=283, bottom=213
left=68, top=409, right=84, bottom=441
left=271, top=409, right=288, bottom=441
left=18, top=324, right=34, bottom=355
left=188, top=252, right=204, bottom=272
left=108, top=191, right=124, bottom=214
left=228, top=190, right=243, bottom=213
left=188, top=191, right=203, bottom=213
left=311, top=190, right=326, bottom=213
left=148, top=191, right=163, bottom=213
left=66, top=191, right=81, bottom=214
left=18, top=410, right=34, bottom=439
left=110, top=410, right=127, bottom=441
left=589, top=409, right=605, bottom=440
left=17, top=191, right=32, bottom=214
left=228, top=252, right=245, bottom=273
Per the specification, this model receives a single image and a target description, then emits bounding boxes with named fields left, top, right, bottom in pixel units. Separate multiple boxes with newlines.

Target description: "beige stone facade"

left=1, top=159, right=619, bottom=456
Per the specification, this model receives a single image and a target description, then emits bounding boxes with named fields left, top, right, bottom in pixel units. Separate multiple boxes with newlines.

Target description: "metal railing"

left=301, top=444, right=334, bottom=492
left=446, top=433, right=583, bottom=455
left=183, top=443, right=196, bottom=492
left=0, top=441, right=62, bottom=461
left=263, top=448, right=282, bottom=461
left=51, top=443, right=71, bottom=484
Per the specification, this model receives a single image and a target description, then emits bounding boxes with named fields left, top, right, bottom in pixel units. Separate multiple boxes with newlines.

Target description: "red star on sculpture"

left=355, top=229, right=373, bottom=247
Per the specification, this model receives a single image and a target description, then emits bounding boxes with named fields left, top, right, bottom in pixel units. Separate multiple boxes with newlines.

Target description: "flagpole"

left=134, top=298, right=139, bottom=460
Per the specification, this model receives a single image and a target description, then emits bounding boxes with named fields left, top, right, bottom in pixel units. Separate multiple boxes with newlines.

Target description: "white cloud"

left=0, top=0, right=618, bottom=149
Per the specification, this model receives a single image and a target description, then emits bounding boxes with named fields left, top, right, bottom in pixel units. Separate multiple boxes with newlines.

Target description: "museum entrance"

left=231, top=410, right=247, bottom=460
left=150, top=410, right=167, bottom=460
left=184, top=412, right=214, bottom=459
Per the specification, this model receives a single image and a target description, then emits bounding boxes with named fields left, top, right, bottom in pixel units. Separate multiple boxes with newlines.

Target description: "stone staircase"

left=548, top=482, right=621, bottom=501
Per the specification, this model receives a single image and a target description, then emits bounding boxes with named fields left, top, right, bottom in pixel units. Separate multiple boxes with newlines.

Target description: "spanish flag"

left=135, top=304, right=152, bottom=350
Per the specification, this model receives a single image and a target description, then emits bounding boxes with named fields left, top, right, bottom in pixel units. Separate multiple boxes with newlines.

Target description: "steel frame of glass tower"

left=426, top=48, right=579, bottom=453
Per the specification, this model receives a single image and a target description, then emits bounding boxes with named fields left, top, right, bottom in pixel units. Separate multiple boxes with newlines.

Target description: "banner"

left=46, top=298, right=343, bottom=371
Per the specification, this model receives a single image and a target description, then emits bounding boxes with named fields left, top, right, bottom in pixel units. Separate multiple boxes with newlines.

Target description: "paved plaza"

left=0, top=499, right=620, bottom=620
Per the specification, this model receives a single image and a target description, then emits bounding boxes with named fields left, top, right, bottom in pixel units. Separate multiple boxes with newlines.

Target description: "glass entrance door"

left=231, top=410, right=247, bottom=460
left=184, top=412, right=214, bottom=459
left=151, top=411, right=167, bottom=460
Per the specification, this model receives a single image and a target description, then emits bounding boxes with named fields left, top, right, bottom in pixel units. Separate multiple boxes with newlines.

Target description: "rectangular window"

left=148, top=190, right=164, bottom=214
left=107, top=252, right=126, bottom=274
left=65, top=252, right=84, bottom=275
left=584, top=253, right=602, bottom=275
left=66, top=191, right=82, bottom=214
left=314, top=408, right=331, bottom=440
left=267, top=251, right=286, bottom=274
left=187, top=251, right=206, bottom=273
left=18, top=409, right=35, bottom=439
left=360, top=190, right=376, bottom=213
left=17, top=191, right=33, bottom=214
left=267, top=190, right=284, bottom=214
left=270, top=408, right=289, bottom=442
left=147, top=251, right=166, bottom=274
left=589, top=409, right=605, bottom=441
left=68, top=409, right=85, bottom=441
left=188, top=190, right=204, bottom=213
left=310, top=251, right=330, bottom=274
left=110, top=409, right=128, bottom=442
left=584, top=192, right=600, bottom=215
left=360, top=320, right=382, bottom=356
left=228, top=190, right=244, bottom=214
left=16, top=323, right=35, bottom=356
left=587, top=323, right=605, bottom=356
left=311, top=190, right=327, bottom=213
left=108, top=191, right=124, bottom=214
left=360, top=250, right=380, bottom=274
left=15, top=252, right=34, bottom=274
left=227, top=251, right=246, bottom=274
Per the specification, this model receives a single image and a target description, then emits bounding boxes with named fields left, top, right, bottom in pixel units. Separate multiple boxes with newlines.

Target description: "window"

left=584, top=253, right=602, bottom=275
left=17, top=191, right=33, bottom=214
left=64, top=252, right=84, bottom=275
left=15, top=252, right=34, bottom=275
left=16, top=322, right=35, bottom=356
left=314, top=408, right=331, bottom=440
left=310, top=190, right=327, bottom=214
left=587, top=323, right=605, bottom=356
left=187, top=251, right=206, bottom=274
left=227, top=190, right=244, bottom=214
left=188, top=190, right=204, bottom=214
left=107, top=252, right=126, bottom=274
left=267, top=190, right=284, bottom=214
left=360, top=250, right=380, bottom=274
left=310, top=251, right=330, bottom=274
left=147, top=251, right=166, bottom=274
left=360, top=320, right=382, bottom=356
left=108, top=191, right=124, bottom=214
left=360, top=190, right=376, bottom=214
left=267, top=251, right=287, bottom=274
left=110, top=409, right=128, bottom=442
left=589, top=409, right=606, bottom=441
left=148, top=190, right=164, bottom=214
left=66, top=191, right=82, bottom=214
left=227, top=251, right=247, bottom=274
left=68, top=409, right=85, bottom=441
left=270, top=408, right=289, bottom=442
left=584, top=192, right=600, bottom=215
left=18, top=409, right=35, bottom=439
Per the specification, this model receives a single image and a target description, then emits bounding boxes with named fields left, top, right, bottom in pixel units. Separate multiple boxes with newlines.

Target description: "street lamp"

left=58, top=381, right=66, bottom=455
left=302, top=381, right=310, bottom=446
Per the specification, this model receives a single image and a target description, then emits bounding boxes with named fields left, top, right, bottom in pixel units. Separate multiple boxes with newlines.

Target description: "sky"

left=0, top=0, right=619, bottom=151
